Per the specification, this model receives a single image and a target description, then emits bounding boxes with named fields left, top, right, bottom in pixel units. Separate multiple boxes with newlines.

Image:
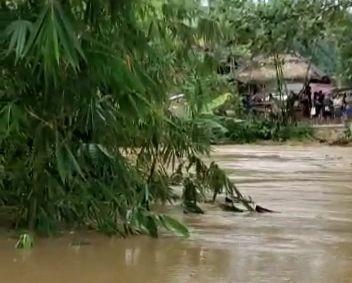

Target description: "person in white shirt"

left=333, top=94, right=343, bottom=118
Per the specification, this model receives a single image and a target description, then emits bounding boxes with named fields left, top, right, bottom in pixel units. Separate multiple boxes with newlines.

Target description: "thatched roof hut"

left=236, top=53, right=325, bottom=84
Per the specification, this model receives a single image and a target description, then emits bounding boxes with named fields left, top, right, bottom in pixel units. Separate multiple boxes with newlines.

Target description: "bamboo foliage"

left=0, top=0, right=223, bottom=236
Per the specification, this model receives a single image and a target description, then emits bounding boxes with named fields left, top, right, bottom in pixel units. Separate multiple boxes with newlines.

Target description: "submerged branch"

left=178, top=156, right=270, bottom=213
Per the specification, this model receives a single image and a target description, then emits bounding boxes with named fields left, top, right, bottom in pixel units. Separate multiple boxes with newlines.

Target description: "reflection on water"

left=1, top=145, right=352, bottom=283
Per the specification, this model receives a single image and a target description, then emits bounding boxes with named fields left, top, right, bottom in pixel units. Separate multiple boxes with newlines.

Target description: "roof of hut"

left=236, top=53, right=325, bottom=84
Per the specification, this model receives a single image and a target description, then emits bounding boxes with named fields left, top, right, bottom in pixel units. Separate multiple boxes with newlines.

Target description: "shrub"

left=217, top=117, right=313, bottom=143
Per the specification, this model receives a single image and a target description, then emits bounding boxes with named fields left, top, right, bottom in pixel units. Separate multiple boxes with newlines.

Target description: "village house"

left=236, top=53, right=334, bottom=97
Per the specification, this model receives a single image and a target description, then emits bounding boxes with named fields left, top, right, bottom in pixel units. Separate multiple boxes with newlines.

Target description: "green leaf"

left=97, top=144, right=114, bottom=159
left=15, top=233, right=34, bottom=249
left=201, top=93, right=232, bottom=114
left=55, top=132, right=70, bottom=183
left=160, top=215, right=189, bottom=237
left=145, top=215, right=158, bottom=238
left=5, top=19, right=32, bottom=61
left=65, top=145, right=86, bottom=180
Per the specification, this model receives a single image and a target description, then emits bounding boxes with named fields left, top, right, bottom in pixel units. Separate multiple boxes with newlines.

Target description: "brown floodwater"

left=1, top=145, right=352, bottom=283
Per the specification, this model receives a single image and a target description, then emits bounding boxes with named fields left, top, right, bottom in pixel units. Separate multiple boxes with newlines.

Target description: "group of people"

left=300, top=86, right=352, bottom=121
left=242, top=86, right=352, bottom=122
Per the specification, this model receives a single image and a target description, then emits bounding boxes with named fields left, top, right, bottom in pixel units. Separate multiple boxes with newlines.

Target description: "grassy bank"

left=213, top=118, right=314, bottom=144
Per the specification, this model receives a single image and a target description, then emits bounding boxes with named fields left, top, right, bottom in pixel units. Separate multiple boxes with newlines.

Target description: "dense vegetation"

left=218, top=118, right=313, bottom=143
left=1, top=0, right=352, bottom=238
left=0, top=0, right=215, bottom=236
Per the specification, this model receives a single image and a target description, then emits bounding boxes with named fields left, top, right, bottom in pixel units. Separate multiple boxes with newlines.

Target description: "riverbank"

left=216, top=123, right=352, bottom=146
left=218, top=139, right=352, bottom=147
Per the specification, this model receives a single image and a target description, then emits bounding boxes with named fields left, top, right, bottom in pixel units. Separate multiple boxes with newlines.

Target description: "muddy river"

left=1, top=145, right=352, bottom=283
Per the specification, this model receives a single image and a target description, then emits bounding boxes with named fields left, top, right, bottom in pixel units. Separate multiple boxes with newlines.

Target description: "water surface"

left=1, top=145, right=352, bottom=283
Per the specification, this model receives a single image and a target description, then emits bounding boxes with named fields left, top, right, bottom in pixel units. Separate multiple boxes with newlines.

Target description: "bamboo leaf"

left=65, top=145, right=86, bottom=180
left=97, top=144, right=114, bottom=159
left=160, top=215, right=189, bottom=237
left=5, top=19, right=32, bottom=60
left=55, top=132, right=69, bottom=183
left=145, top=216, right=158, bottom=238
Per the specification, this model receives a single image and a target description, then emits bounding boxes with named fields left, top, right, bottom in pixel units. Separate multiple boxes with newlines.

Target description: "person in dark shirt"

left=316, top=91, right=324, bottom=119
left=287, top=91, right=297, bottom=123
left=301, top=92, right=310, bottom=118
left=242, top=94, right=251, bottom=113
left=313, top=92, right=319, bottom=118
left=305, top=85, right=312, bottom=107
